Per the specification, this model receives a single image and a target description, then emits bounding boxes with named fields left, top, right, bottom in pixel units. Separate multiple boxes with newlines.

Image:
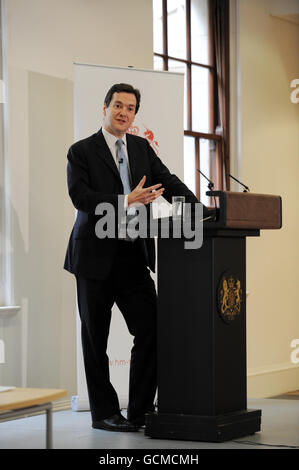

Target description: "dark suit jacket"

left=64, top=128, right=203, bottom=280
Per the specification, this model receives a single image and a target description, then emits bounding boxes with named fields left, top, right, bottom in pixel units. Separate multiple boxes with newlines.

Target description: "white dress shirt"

left=102, top=127, right=131, bottom=209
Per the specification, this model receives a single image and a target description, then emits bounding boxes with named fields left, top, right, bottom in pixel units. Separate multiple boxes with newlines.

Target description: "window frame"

left=153, top=0, right=230, bottom=201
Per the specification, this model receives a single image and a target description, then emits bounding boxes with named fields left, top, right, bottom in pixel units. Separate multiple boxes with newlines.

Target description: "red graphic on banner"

left=144, top=128, right=154, bottom=142
left=144, top=127, right=159, bottom=155
left=127, top=124, right=159, bottom=155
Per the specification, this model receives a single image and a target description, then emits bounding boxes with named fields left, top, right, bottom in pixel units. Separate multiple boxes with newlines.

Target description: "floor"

left=269, top=390, right=299, bottom=400
left=0, top=398, right=298, bottom=450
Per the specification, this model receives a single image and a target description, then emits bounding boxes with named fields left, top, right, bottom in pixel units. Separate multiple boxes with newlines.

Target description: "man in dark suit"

left=64, top=83, right=207, bottom=431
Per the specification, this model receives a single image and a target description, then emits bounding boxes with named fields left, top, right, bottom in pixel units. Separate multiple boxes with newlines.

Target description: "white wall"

left=270, top=0, right=299, bottom=16
left=1, top=0, right=298, bottom=405
left=232, top=0, right=299, bottom=397
left=0, top=0, right=153, bottom=404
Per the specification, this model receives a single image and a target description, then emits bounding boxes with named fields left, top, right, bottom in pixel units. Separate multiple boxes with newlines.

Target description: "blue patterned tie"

left=116, top=139, right=132, bottom=195
left=116, top=139, right=136, bottom=240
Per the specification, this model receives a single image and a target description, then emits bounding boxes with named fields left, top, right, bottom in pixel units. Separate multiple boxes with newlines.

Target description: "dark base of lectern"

left=145, top=409, right=261, bottom=443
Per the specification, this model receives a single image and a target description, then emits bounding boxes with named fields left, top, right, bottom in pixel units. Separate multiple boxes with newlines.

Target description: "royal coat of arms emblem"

left=218, top=273, right=243, bottom=323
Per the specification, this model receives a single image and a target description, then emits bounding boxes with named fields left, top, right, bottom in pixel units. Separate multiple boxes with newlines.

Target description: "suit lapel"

left=94, top=129, right=122, bottom=183
left=94, top=129, right=142, bottom=190
left=126, top=133, right=140, bottom=188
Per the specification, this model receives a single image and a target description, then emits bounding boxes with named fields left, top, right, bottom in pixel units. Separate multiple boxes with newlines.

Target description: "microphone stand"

left=227, top=173, right=250, bottom=193
left=197, top=169, right=217, bottom=221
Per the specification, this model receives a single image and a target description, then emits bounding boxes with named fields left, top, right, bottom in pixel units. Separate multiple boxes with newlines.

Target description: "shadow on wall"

left=1, top=70, right=76, bottom=393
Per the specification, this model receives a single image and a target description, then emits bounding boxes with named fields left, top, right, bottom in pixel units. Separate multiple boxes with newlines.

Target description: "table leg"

left=46, top=403, right=53, bottom=449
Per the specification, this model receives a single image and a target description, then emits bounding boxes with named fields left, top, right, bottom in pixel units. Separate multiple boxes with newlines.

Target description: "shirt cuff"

left=124, top=194, right=128, bottom=210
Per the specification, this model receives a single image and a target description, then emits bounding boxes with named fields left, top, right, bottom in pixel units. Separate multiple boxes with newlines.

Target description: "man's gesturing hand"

left=127, top=175, right=165, bottom=207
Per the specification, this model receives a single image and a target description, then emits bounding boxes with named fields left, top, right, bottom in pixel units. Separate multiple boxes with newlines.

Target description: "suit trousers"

left=75, top=240, right=157, bottom=423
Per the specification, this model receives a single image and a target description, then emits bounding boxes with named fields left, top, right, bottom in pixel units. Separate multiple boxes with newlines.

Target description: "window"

left=153, top=0, right=230, bottom=206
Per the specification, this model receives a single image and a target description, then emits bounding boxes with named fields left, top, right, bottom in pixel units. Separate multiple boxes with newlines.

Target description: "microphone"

left=196, top=169, right=217, bottom=221
left=227, top=173, right=250, bottom=192
left=119, top=157, right=124, bottom=164
left=197, top=169, right=214, bottom=191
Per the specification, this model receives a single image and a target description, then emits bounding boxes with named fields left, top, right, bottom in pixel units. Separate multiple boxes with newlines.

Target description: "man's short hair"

left=104, top=83, right=141, bottom=114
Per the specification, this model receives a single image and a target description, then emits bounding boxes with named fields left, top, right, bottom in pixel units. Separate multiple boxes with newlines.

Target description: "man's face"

left=103, top=92, right=137, bottom=137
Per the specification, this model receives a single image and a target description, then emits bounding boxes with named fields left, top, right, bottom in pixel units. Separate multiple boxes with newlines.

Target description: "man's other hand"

left=128, top=175, right=165, bottom=207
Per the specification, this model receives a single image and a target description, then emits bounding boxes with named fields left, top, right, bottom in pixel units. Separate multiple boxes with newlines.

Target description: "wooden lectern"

left=145, top=191, right=282, bottom=442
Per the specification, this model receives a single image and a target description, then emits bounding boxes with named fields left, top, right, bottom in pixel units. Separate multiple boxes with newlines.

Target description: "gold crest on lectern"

left=218, top=273, right=243, bottom=323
